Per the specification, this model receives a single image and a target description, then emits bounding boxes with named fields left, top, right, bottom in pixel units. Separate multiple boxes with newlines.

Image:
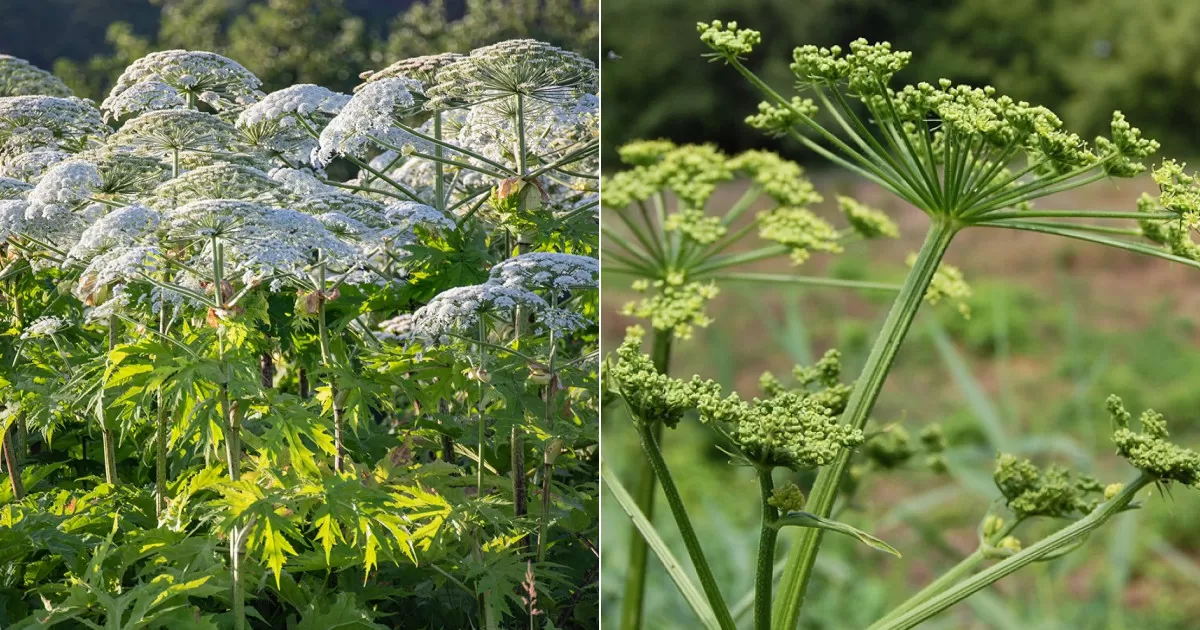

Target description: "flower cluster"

left=103, top=50, right=264, bottom=116
left=425, top=39, right=597, bottom=107
left=610, top=332, right=864, bottom=470
left=621, top=279, right=718, bottom=340
left=0, top=55, right=73, bottom=97
left=993, top=453, right=1103, bottom=519
left=411, top=251, right=594, bottom=344
left=607, top=326, right=704, bottom=429
left=1109, top=395, right=1200, bottom=488
left=911, top=254, right=973, bottom=318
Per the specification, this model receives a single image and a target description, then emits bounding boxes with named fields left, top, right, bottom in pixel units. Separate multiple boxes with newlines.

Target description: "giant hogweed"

left=601, top=23, right=1200, bottom=630
left=0, top=38, right=598, bottom=629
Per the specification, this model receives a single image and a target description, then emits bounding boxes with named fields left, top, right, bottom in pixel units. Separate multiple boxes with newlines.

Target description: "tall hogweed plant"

left=0, top=39, right=598, bottom=629
left=600, top=21, right=1200, bottom=630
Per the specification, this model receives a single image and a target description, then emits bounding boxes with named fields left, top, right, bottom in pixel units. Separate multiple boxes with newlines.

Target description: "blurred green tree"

left=48, top=0, right=597, bottom=101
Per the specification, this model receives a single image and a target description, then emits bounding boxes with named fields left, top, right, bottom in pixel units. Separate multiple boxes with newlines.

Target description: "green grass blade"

left=926, top=319, right=1011, bottom=452
left=600, top=460, right=723, bottom=630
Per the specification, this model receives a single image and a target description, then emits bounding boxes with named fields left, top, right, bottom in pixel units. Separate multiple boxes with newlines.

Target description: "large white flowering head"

left=66, top=149, right=168, bottom=198
left=412, top=283, right=549, bottom=344
left=151, top=163, right=278, bottom=208
left=0, top=199, right=27, bottom=239
left=27, top=161, right=101, bottom=209
left=20, top=315, right=67, bottom=339
left=101, top=81, right=188, bottom=122
left=163, top=199, right=359, bottom=287
left=237, top=84, right=350, bottom=128
left=426, top=39, right=597, bottom=108
left=0, top=96, right=105, bottom=155
left=75, top=245, right=164, bottom=305
left=20, top=199, right=103, bottom=250
left=0, top=55, right=73, bottom=97
left=67, top=204, right=162, bottom=262
left=104, top=50, right=263, bottom=115
left=107, top=109, right=241, bottom=155
left=379, top=200, right=455, bottom=241
left=313, top=77, right=425, bottom=167
left=357, top=52, right=465, bottom=96
left=0, top=149, right=70, bottom=182
left=270, top=167, right=387, bottom=221
left=488, top=252, right=598, bottom=292
left=235, top=86, right=350, bottom=167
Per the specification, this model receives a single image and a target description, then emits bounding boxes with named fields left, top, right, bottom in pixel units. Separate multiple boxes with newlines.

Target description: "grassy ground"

left=601, top=169, right=1200, bottom=629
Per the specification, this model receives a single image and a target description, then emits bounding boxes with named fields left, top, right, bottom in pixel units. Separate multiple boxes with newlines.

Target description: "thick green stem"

left=773, top=219, right=957, bottom=629
left=100, top=315, right=120, bottom=486
left=755, top=468, right=779, bottom=630
left=536, top=444, right=556, bottom=563
left=211, top=238, right=244, bottom=630
left=874, top=549, right=984, bottom=625
left=870, top=477, right=1151, bottom=630
left=316, top=259, right=344, bottom=472
left=633, top=419, right=736, bottom=630
left=3, top=420, right=24, bottom=500
left=155, top=302, right=170, bottom=518
left=619, top=330, right=673, bottom=630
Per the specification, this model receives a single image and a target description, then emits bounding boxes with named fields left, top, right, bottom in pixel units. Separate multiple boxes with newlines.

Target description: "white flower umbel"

left=151, top=163, right=278, bottom=207
left=382, top=200, right=455, bottom=234
left=101, top=81, right=187, bottom=122
left=0, top=149, right=70, bottom=182
left=314, top=77, right=426, bottom=167
left=357, top=52, right=464, bottom=94
left=105, top=50, right=263, bottom=113
left=237, top=84, right=350, bottom=127
left=0, top=96, right=105, bottom=154
left=270, top=167, right=388, bottom=221
left=67, top=204, right=162, bottom=262
left=488, top=252, right=599, bottom=291
left=75, top=245, right=163, bottom=302
left=0, top=55, right=73, bottom=97
left=108, top=109, right=241, bottom=156
left=0, top=199, right=27, bottom=239
left=27, top=161, right=101, bottom=208
left=426, top=39, right=597, bottom=108
left=412, top=283, right=549, bottom=344
left=164, top=199, right=359, bottom=287
left=20, top=315, right=65, bottom=339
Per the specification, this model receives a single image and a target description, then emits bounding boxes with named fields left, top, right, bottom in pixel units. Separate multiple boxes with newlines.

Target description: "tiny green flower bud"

left=768, top=482, right=807, bottom=513
left=997, top=535, right=1022, bottom=553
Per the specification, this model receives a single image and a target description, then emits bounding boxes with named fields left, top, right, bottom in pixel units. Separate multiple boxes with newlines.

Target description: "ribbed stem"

left=619, top=330, right=672, bottom=629
left=634, top=419, right=736, bottom=630
left=2, top=421, right=24, bottom=500
left=100, top=315, right=120, bottom=486
left=773, top=219, right=957, bottom=629
left=755, top=469, right=779, bottom=630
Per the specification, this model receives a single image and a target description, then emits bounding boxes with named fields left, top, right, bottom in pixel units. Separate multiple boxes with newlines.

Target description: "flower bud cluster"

left=696, top=21, right=762, bottom=59
left=909, top=254, right=972, bottom=318
left=621, top=279, right=718, bottom=340
left=1136, top=193, right=1199, bottom=261
left=744, top=98, right=818, bottom=138
left=993, top=453, right=1103, bottom=519
left=608, top=329, right=864, bottom=470
left=758, top=206, right=842, bottom=265
left=1109, top=395, right=1200, bottom=488
left=838, top=196, right=898, bottom=239
left=791, top=39, right=911, bottom=94
left=0, top=55, right=73, bottom=98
